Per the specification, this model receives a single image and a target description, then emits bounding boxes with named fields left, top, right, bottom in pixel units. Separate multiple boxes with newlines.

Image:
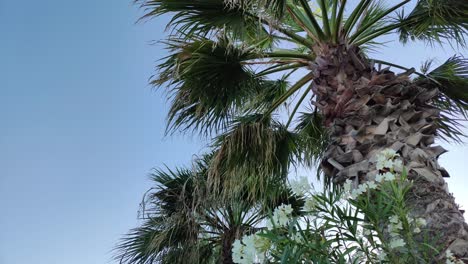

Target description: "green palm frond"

left=115, top=215, right=202, bottom=264
left=115, top=167, right=202, bottom=264
left=417, top=56, right=468, bottom=142
left=349, top=0, right=409, bottom=45
left=396, top=0, right=468, bottom=46
left=424, top=56, right=468, bottom=114
left=208, top=114, right=301, bottom=202
left=294, top=110, right=328, bottom=184
left=135, top=0, right=264, bottom=39
left=224, top=0, right=290, bottom=18
left=154, top=37, right=265, bottom=135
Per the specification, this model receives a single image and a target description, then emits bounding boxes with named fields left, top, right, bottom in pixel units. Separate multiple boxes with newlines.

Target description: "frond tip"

left=423, top=56, right=468, bottom=117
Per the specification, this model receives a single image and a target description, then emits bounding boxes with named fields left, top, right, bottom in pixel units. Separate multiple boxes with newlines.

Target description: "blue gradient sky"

left=0, top=1, right=466, bottom=264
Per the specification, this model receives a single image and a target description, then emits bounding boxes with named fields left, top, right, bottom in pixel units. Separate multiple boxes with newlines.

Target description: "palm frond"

left=115, top=215, right=202, bottom=264
left=417, top=56, right=468, bottom=142
left=208, top=114, right=301, bottom=202
left=294, top=110, right=328, bottom=171
left=154, top=36, right=270, bottom=135
left=224, top=0, right=290, bottom=18
left=396, top=0, right=468, bottom=46
left=136, top=0, right=265, bottom=40
left=349, top=0, right=410, bottom=45
left=418, top=56, right=468, bottom=116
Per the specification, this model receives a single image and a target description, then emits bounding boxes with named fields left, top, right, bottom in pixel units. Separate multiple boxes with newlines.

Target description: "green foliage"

left=234, top=153, right=443, bottom=263
left=396, top=0, right=468, bottom=46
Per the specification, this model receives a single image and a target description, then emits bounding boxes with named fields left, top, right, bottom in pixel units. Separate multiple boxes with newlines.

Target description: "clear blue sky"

left=0, top=1, right=466, bottom=264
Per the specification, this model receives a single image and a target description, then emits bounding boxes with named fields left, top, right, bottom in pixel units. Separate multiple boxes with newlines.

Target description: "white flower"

left=270, top=204, right=293, bottom=228
left=413, top=227, right=421, bottom=233
left=232, top=234, right=267, bottom=264
left=375, top=173, right=385, bottom=183
left=383, top=159, right=395, bottom=169
left=381, top=148, right=397, bottom=158
left=343, top=179, right=353, bottom=193
left=303, top=198, right=315, bottom=212
left=366, top=181, right=378, bottom=190
left=383, top=171, right=395, bottom=181
left=415, top=218, right=427, bottom=227
left=357, top=183, right=368, bottom=194
left=232, top=240, right=245, bottom=264
left=289, top=176, right=311, bottom=196
left=446, top=249, right=454, bottom=258
left=389, top=215, right=399, bottom=224
left=389, top=238, right=406, bottom=249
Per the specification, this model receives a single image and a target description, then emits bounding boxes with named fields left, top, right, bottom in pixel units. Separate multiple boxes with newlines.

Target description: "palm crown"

left=142, top=0, right=467, bottom=191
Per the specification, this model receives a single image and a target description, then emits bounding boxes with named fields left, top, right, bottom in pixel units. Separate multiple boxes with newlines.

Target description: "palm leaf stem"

left=329, top=0, right=338, bottom=41
left=298, top=0, right=326, bottom=40
left=265, top=72, right=315, bottom=116
left=241, top=60, right=304, bottom=65
left=256, top=63, right=305, bottom=77
left=248, top=13, right=315, bottom=47
left=286, top=86, right=312, bottom=128
left=343, top=0, right=372, bottom=37
left=318, top=0, right=331, bottom=38
left=353, top=21, right=411, bottom=45
left=334, top=0, right=347, bottom=42
left=263, top=52, right=315, bottom=60
left=372, top=59, right=425, bottom=78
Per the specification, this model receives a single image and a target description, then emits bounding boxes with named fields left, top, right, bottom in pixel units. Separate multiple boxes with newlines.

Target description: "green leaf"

left=396, top=0, right=468, bottom=46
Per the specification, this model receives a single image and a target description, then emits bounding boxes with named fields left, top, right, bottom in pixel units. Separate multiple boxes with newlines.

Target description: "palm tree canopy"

left=138, top=0, right=467, bottom=194
left=114, top=153, right=306, bottom=263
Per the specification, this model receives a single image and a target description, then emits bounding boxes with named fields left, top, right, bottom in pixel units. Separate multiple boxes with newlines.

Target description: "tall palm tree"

left=135, top=0, right=468, bottom=259
left=115, top=154, right=302, bottom=263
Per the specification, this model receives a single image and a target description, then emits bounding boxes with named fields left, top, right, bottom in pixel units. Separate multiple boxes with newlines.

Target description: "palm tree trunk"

left=314, top=44, right=468, bottom=260
left=221, top=228, right=236, bottom=264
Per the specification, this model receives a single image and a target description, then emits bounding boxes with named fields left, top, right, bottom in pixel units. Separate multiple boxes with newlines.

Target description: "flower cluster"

left=343, top=149, right=405, bottom=199
left=345, top=179, right=378, bottom=199
left=376, top=148, right=403, bottom=171
left=446, top=250, right=464, bottom=264
left=386, top=214, right=427, bottom=250
left=266, top=204, right=293, bottom=230
left=232, top=233, right=268, bottom=264
left=289, top=176, right=317, bottom=212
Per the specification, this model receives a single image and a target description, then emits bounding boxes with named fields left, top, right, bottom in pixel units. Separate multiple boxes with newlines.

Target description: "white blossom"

left=303, top=198, right=315, bottom=212
left=415, top=218, right=427, bottom=227
left=366, top=181, right=378, bottom=190
left=381, top=148, right=397, bottom=158
left=270, top=204, right=293, bottom=228
left=389, top=238, right=406, bottom=249
left=343, top=179, right=353, bottom=193
left=375, top=173, right=385, bottom=183
left=232, top=234, right=267, bottom=264
left=383, top=172, right=395, bottom=181
left=289, top=176, right=311, bottom=196
left=413, top=227, right=421, bottom=233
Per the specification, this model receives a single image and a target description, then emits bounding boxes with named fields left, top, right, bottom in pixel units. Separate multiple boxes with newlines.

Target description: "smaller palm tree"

left=114, top=154, right=303, bottom=264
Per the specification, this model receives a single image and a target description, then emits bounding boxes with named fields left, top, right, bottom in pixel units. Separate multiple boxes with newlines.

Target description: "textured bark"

left=313, top=44, right=468, bottom=261
left=221, top=228, right=236, bottom=264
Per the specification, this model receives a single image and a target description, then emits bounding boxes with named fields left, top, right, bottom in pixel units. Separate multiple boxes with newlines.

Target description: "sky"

left=0, top=1, right=466, bottom=264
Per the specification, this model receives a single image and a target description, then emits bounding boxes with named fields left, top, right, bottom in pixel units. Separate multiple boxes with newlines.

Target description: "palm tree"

left=115, top=154, right=303, bottom=263
left=135, top=0, right=468, bottom=259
